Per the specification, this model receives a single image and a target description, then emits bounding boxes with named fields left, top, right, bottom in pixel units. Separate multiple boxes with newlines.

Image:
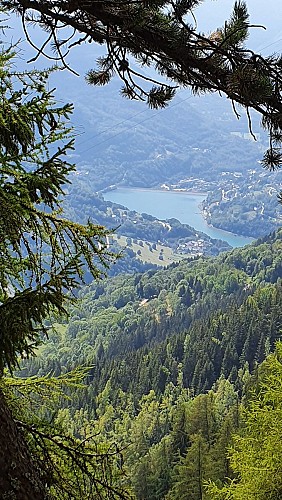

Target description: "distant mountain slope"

left=10, top=10, right=282, bottom=238
left=57, top=73, right=282, bottom=238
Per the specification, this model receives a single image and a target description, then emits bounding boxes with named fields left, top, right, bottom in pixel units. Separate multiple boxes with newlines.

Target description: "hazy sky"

left=195, top=0, right=282, bottom=53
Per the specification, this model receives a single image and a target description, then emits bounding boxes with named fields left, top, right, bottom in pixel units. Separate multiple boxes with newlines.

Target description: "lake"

left=103, top=188, right=254, bottom=248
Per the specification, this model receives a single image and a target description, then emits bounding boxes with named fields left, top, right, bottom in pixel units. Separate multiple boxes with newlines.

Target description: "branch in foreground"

left=3, top=0, right=282, bottom=169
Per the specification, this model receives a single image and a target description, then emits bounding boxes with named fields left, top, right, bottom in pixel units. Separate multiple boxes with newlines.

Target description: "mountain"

left=52, top=59, right=281, bottom=238
left=4, top=7, right=282, bottom=499
left=9, top=15, right=282, bottom=238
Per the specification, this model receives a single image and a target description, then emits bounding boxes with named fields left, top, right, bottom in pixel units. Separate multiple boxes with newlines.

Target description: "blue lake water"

left=104, top=188, right=254, bottom=248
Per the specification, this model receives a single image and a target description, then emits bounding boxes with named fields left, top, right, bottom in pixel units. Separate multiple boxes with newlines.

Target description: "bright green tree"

left=0, top=46, right=114, bottom=374
left=167, top=433, right=210, bottom=500
left=0, top=39, right=120, bottom=499
left=207, top=343, right=282, bottom=500
left=1, top=370, right=132, bottom=500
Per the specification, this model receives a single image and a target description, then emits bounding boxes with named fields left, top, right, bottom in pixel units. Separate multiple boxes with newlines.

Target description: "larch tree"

left=207, top=343, right=282, bottom=500
left=2, top=0, right=282, bottom=170
left=0, top=38, right=130, bottom=499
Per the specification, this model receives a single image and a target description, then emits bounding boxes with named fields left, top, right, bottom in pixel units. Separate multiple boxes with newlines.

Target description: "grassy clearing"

left=115, top=235, right=184, bottom=266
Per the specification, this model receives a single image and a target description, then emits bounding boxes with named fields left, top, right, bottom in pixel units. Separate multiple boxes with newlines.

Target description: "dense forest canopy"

left=20, top=229, right=282, bottom=499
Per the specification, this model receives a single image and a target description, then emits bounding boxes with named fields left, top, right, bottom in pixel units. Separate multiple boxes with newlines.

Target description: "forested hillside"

left=23, top=229, right=282, bottom=387
left=19, top=229, right=282, bottom=499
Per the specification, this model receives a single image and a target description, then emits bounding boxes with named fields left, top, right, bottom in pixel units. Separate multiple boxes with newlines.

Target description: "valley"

left=103, top=187, right=254, bottom=247
left=62, top=81, right=282, bottom=240
left=2, top=3, right=282, bottom=498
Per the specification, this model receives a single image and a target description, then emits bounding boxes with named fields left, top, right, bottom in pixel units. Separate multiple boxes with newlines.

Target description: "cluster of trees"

left=17, top=229, right=282, bottom=497
left=21, top=298, right=282, bottom=499
left=22, top=229, right=282, bottom=392
left=0, top=0, right=281, bottom=497
left=16, top=227, right=282, bottom=498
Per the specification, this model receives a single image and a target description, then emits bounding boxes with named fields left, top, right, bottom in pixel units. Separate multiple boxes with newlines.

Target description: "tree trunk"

left=0, top=389, right=48, bottom=500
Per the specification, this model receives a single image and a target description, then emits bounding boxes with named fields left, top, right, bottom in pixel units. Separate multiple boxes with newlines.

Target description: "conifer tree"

left=168, top=433, right=209, bottom=500
left=207, top=343, right=282, bottom=500
left=0, top=40, right=117, bottom=499
left=0, top=43, right=113, bottom=374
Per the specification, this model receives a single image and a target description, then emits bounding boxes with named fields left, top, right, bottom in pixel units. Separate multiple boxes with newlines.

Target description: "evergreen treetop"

left=0, top=42, right=114, bottom=373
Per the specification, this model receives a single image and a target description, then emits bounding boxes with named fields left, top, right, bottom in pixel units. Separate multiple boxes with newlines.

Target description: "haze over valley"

left=10, top=0, right=282, bottom=250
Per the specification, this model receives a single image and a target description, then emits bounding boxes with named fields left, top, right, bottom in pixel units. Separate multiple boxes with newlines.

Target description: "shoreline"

left=103, top=186, right=254, bottom=246
left=201, top=215, right=254, bottom=241
left=103, top=186, right=208, bottom=196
